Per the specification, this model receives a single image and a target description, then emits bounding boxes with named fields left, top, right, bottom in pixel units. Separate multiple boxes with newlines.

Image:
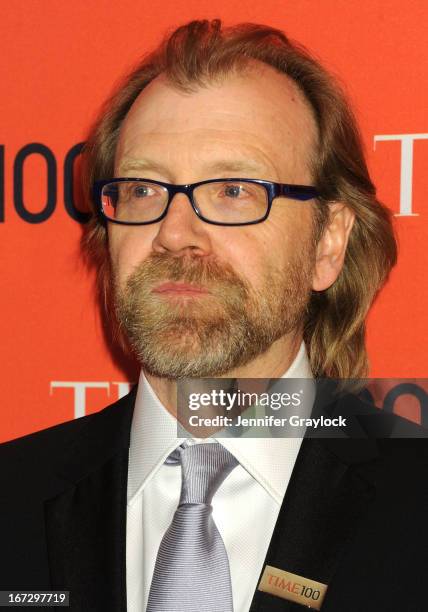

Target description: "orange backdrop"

left=1, top=0, right=427, bottom=443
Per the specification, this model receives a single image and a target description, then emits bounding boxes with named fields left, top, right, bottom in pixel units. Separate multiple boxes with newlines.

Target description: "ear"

left=312, top=203, right=355, bottom=291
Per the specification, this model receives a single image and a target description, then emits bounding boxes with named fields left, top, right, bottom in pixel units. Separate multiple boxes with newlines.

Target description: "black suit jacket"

left=1, top=386, right=427, bottom=611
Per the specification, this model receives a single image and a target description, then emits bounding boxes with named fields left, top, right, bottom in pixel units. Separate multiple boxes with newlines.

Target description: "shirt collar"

left=127, top=341, right=313, bottom=505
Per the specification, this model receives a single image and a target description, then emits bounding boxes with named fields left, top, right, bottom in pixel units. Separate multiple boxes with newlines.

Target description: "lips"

left=152, top=282, right=210, bottom=295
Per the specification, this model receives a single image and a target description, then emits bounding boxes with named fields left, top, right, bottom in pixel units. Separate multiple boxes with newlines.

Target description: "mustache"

left=122, top=252, right=251, bottom=298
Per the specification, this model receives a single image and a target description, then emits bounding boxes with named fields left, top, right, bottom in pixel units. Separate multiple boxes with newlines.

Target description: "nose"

left=151, top=192, right=212, bottom=257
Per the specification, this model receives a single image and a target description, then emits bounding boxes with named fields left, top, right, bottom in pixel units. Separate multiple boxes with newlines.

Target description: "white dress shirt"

left=126, top=342, right=313, bottom=612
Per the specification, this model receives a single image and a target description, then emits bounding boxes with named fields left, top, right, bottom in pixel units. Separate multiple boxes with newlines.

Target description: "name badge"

left=258, top=565, right=328, bottom=610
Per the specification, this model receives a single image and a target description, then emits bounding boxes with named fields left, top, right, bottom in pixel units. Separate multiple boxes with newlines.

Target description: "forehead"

left=115, top=63, right=318, bottom=182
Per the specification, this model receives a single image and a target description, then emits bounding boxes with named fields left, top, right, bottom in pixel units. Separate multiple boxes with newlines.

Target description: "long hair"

left=82, top=19, right=397, bottom=378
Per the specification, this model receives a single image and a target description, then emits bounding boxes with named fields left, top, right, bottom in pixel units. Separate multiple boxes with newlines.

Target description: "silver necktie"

left=146, top=442, right=238, bottom=612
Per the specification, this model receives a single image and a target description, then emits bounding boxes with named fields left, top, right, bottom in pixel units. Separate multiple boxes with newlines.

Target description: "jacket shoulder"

left=0, top=388, right=136, bottom=495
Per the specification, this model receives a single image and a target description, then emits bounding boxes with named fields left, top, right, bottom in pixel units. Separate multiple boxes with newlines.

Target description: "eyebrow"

left=205, top=159, right=267, bottom=175
left=117, top=158, right=268, bottom=178
left=117, top=158, right=171, bottom=176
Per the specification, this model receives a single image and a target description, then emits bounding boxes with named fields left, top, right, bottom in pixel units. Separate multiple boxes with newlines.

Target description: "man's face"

left=109, top=64, right=319, bottom=378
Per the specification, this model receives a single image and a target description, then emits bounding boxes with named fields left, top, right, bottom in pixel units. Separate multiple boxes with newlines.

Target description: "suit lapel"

left=249, top=392, right=379, bottom=611
left=43, top=389, right=136, bottom=611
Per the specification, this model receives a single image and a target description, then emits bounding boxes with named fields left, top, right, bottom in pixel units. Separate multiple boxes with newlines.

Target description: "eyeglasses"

left=94, top=178, right=320, bottom=227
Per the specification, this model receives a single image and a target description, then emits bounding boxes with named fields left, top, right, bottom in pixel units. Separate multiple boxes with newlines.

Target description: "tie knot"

left=177, top=443, right=238, bottom=505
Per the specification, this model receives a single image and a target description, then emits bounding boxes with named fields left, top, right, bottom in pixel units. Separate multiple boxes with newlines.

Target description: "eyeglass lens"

left=101, top=180, right=269, bottom=224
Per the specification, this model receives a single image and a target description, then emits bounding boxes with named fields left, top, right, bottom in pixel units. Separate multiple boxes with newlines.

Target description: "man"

left=0, top=20, right=426, bottom=612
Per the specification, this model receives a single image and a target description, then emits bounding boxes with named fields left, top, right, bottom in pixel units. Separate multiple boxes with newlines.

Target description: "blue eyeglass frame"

left=93, top=177, right=320, bottom=227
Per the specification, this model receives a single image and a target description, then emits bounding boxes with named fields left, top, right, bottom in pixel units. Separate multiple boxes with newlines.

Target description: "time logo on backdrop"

left=50, top=381, right=132, bottom=419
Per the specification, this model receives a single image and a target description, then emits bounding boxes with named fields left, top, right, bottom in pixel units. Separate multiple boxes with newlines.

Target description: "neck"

left=144, top=330, right=303, bottom=419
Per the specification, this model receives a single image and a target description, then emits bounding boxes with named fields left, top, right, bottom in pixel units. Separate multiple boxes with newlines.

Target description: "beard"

left=113, top=246, right=315, bottom=379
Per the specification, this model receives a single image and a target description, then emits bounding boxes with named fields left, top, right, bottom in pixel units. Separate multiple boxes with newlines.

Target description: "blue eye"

left=133, top=185, right=151, bottom=198
left=224, top=184, right=244, bottom=198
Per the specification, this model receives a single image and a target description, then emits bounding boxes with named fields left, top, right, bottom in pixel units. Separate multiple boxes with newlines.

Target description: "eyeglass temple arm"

left=279, top=184, right=319, bottom=201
